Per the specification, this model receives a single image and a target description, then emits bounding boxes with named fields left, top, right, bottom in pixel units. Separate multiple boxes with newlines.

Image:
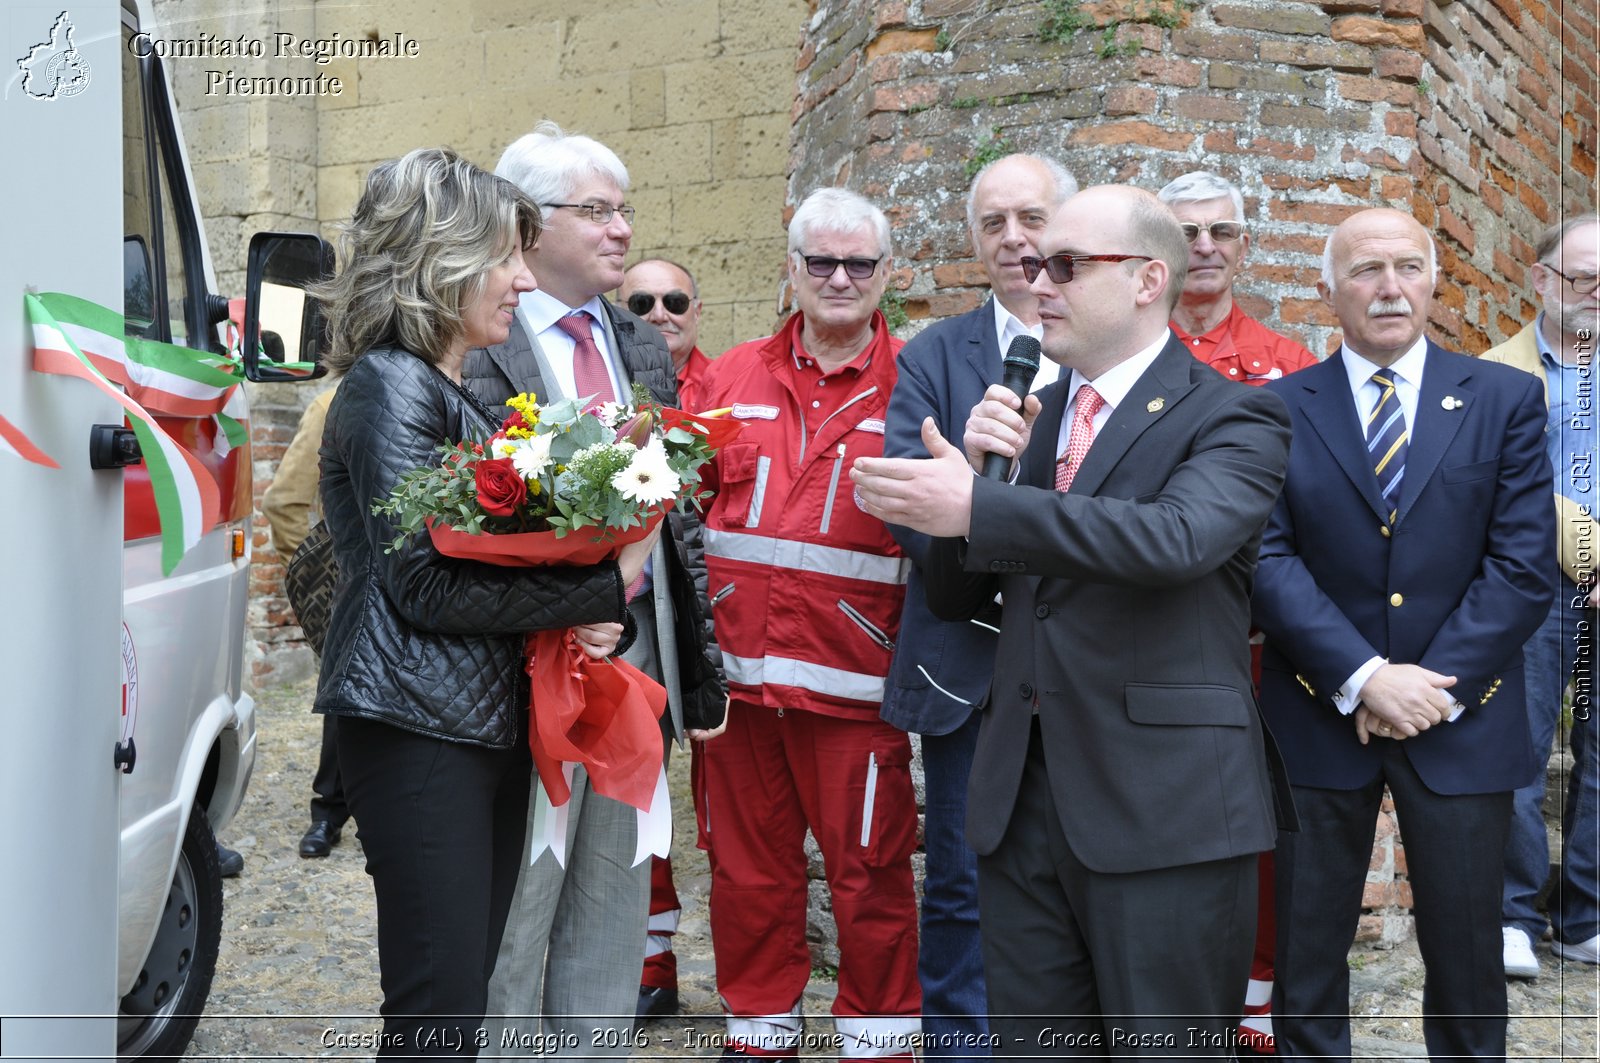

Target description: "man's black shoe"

left=216, top=844, right=244, bottom=878
left=635, top=985, right=678, bottom=1028
left=299, top=820, right=342, bottom=858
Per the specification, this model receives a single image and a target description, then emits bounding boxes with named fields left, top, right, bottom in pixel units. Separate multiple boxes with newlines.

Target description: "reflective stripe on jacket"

left=702, top=312, right=908, bottom=719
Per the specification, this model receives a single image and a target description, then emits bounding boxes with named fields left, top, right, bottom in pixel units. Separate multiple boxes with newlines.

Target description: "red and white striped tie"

left=1054, top=385, right=1104, bottom=492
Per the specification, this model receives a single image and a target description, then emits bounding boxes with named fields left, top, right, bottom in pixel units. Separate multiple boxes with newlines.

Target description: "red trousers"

left=700, top=702, right=921, bottom=1044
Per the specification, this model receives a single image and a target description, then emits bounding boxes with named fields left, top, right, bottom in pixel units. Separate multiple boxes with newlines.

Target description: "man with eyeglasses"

left=1253, top=208, right=1553, bottom=1061
left=851, top=185, right=1293, bottom=1057
left=620, top=258, right=714, bottom=412
left=463, top=121, right=727, bottom=1055
left=698, top=187, right=921, bottom=1060
left=879, top=153, right=1075, bottom=1062
left=616, top=255, right=715, bottom=1025
left=1158, top=172, right=1316, bottom=387
left=1483, top=213, right=1600, bottom=980
left=1157, top=169, right=1315, bottom=1056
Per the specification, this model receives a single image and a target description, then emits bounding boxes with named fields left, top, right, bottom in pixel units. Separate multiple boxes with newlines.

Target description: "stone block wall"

left=789, top=0, right=1598, bottom=943
left=154, top=0, right=807, bottom=680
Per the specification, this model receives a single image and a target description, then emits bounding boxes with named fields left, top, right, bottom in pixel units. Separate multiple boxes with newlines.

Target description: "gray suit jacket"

left=462, top=299, right=721, bottom=740
left=925, top=336, right=1295, bottom=872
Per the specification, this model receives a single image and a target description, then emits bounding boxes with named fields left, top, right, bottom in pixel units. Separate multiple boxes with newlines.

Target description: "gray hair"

left=787, top=187, right=892, bottom=259
left=965, top=154, right=1079, bottom=238
left=1535, top=212, right=1600, bottom=264
left=317, top=147, right=539, bottom=373
left=625, top=257, right=699, bottom=298
left=1156, top=171, right=1246, bottom=223
left=495, top=120, right=629, bottom=222
left=1320, top=224, right=1439, bottom=292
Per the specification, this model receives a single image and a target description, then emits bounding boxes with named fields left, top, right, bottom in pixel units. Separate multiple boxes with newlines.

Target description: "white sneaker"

left=1503, top=926, right=1540, bottom=979
left=1552, top=933, right=1600, bottom=964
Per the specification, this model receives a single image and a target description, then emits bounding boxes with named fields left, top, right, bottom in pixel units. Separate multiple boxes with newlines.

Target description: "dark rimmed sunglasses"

left=800, top=254, right=882, bottom=280
left=626, top=290, right=693, bottom=316
left=1020, top=253, right=1155, bottom=284
left=1178, top=221, right=1245, bottom=244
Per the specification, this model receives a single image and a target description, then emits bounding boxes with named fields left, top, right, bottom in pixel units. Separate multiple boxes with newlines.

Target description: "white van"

left=0, top=3, right=325, bottom=1059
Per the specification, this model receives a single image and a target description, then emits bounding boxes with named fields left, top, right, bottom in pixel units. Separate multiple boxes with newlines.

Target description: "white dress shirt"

left=1054, top=329, right=1171, bottom=458
left=993, top=299, right=1061, bottom=392
left=1331, top=337, right=1463, bottom=722
left=515, top=288, right=626, bottom=402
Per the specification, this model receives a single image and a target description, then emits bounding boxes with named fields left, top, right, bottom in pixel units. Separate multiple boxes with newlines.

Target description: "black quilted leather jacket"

left=313, top=346, right=629, bottom=749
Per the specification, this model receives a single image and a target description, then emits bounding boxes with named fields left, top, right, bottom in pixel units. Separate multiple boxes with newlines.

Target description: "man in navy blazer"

left=1253, top=208, right=1556, bottom=1061
left=880, top=152, right=1076, bottom=1058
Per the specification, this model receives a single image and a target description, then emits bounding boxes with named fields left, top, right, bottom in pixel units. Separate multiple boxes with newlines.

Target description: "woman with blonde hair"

left=313, top=147, right=657, bottom=1056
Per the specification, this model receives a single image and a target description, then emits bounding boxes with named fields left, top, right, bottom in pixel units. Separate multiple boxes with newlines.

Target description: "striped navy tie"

left=1366, top=371, right=1408, bottom=525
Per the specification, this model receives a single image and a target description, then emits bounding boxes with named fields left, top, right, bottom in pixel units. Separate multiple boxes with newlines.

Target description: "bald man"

left=853, top=185, right=1293, bottom=1056
left=1253, top=207, right=1555, bottom=1060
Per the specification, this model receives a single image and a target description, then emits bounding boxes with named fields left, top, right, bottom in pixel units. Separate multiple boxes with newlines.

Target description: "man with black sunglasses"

left=1157, top=172, right=1315, bottom=389
left=620, top=258, right=714, bottom=412
left=698, top=187, right=922, bottom=1059
left=852, top=185, right=1293, bottom=1057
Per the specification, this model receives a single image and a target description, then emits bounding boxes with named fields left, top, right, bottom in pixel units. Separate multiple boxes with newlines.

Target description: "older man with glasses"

left=463, top=121, right=726, bottom=1056
left=1158, top=172, right=1316, bottom=388
left=1484, top=213, right=1600, bottom=980
left=697, top=187, right=921, bottom=1061
left=1156, top=170, right=1317, bottom=1056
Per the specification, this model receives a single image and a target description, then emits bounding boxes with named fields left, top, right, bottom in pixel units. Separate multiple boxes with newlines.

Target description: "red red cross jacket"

left=701, top=311, right=908, bottom=720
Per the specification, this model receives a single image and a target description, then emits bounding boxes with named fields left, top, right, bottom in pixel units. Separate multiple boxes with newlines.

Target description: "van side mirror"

left=124, top=236, right=156, bottom=336
left=242, top=231, right=333, bottom=382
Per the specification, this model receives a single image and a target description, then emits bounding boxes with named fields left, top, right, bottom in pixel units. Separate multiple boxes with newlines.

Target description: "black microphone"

left=980, top=335, right=1042, bottom=481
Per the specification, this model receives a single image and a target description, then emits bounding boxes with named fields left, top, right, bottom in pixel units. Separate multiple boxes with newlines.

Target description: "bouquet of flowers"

left=372, top=385, right=741, bottom=824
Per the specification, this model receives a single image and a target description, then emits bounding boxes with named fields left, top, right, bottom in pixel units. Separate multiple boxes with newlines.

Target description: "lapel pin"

left=1441, top=395, right=1463, bottom=410
left=1146, top=397, right=1165, bottom=413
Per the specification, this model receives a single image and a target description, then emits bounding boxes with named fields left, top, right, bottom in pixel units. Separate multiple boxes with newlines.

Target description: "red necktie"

left=1055, top=385, right=1104, bottom=492
left=554, top=312, right=616, bottom=410
left=555, top=312, right=646, bottom=601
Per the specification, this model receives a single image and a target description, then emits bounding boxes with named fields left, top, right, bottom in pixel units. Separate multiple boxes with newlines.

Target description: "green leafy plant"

left=951, top=95, right=982, bottom=109
left=963, top=125, right=1015, bottom=178
left=1098, top=26, right=1140, bottom=58
left=1039, top=0, right=1088, bottom=42
left=878, top=288, right=910, bottom=333
left=935, top=27, right=951, bottom=51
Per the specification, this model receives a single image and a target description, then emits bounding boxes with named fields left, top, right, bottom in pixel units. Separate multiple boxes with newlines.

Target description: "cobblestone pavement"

left=187, top=677, right=1598, bottom=1061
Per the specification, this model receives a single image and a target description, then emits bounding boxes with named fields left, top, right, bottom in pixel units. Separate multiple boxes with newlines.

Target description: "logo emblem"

left=17, top=11, right=92, bottom=101
left=1146, top=397, right=1165, bottom=413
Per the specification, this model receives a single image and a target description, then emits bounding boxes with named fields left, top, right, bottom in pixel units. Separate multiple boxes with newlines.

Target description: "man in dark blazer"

left=461, top=121, right=724, bottom=1054
left=1252, top=207, right=1555, bottom=1061
left=880, top=152, right=1075, bottom=1059
left=853, top=185, right=1293, bottom=1056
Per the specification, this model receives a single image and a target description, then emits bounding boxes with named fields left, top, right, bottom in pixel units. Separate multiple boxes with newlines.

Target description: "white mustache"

left=1367, top=298, right=1412, bottom=317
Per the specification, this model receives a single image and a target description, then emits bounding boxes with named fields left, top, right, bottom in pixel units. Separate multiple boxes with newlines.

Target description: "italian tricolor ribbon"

left=26, top=291, right=222, bottom=574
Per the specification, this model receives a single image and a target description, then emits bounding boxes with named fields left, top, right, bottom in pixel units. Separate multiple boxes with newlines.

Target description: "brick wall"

left=159, top=0, right=807, bottom=681
left=792, top=0, right=1597, bottom=358
left=789, top=0, right=1598, bottom=943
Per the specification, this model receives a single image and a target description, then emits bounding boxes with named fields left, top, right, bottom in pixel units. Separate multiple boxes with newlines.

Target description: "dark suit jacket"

left=881, top=299, right=1006, bottom=736
left=460, top=301, right=725, bottom=737
left=925, top=335, right=1294, bottom=873
left=1252, top=343, right=1556, bottom=795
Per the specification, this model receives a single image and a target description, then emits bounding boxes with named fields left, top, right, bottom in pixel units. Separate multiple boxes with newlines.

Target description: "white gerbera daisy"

left=613, top=445, right=680, bottom=505
left=489, top=436, right=516, bottom=459
left=509, top=433, right=553, bottom=479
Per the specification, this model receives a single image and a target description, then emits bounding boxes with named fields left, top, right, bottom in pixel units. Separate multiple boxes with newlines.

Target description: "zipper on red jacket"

left=820, top=443, right=847, bottom=534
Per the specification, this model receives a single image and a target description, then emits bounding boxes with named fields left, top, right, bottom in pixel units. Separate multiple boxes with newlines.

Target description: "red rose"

left=502, top=410, right=527, bottom=432
left=474, top=457, right=526, bottom=516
